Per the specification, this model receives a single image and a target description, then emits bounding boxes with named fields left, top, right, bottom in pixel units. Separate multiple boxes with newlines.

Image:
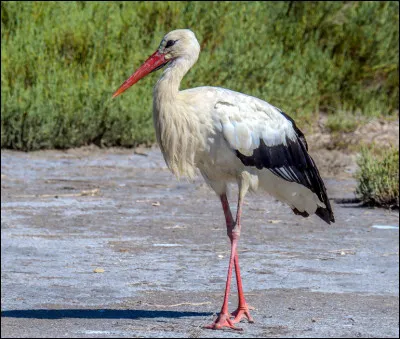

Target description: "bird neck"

left=153, top=56, right=194, bottom=98
left=152, top=55, right=200, bottom=180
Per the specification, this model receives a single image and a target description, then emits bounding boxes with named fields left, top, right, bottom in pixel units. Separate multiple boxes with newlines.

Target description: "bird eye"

left=165, top=40, right=176, bottom=48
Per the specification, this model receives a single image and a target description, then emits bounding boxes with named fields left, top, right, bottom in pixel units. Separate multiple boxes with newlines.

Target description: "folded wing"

left=213, top=92, right=334, bottom=224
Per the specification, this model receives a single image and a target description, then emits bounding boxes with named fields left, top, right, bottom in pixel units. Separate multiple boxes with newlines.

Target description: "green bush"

left=1, top=1, right=399, bottom=150
left=356, top=147, right=399, bottom=208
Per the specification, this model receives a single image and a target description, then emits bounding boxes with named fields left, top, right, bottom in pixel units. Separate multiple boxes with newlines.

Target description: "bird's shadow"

left=1, top=309, right=213, bottom=320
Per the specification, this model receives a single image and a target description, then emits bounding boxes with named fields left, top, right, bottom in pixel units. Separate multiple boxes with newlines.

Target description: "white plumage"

left=113, top=29, right=334, bottom=330
left=174, top=85, right=329, bottom=218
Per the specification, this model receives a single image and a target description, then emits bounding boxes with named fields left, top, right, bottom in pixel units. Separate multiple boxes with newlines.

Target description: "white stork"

left=113, top=29, right=335, bottom=331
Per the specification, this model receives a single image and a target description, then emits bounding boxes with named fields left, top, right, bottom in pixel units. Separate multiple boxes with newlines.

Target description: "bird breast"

left=153, top=92, right=207, bottom=180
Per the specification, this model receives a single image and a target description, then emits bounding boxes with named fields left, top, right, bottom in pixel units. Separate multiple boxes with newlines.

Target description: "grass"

left=356, top=147, right=399, bottom=208
left=325, top=112, right=361, bottom=134
left=1, top=1, right=399, bottom=150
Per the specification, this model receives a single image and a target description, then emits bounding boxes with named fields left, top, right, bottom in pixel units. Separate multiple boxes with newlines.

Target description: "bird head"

left=112, top=29, right=200, bottom=98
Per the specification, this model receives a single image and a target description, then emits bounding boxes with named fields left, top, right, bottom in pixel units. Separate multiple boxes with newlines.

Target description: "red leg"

left=229, top=195, right=254, bottom=324
left=204, top=228, right=242, bottom=330
left=204, top=194, right=253, bottom=330
left=231, top=252, right=254, bottom=324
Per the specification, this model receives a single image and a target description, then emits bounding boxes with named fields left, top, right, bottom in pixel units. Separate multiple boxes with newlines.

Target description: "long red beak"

left=112, top=51, right=167, bottom=98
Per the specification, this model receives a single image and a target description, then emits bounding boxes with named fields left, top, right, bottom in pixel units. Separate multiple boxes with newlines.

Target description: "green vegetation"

left=1, top=1, right=399, bottom=150
left=325, top=112, right=360, bottom=134
left=356, top=147, right=399, bottom=208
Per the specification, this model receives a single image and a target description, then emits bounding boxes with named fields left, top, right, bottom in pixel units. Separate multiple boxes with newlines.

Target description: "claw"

left=204, top=312, right=243, bottom=331
left=231, top=305, right=255, bottom=324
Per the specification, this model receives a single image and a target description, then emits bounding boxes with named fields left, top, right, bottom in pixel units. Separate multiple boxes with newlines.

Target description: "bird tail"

left=316, top=205, right=335, bottom=224
left=306, top=156, right=335, bottom=225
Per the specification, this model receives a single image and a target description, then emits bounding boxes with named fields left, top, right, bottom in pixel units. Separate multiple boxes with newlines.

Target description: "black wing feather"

left=235, top=112, right=335, bottom=224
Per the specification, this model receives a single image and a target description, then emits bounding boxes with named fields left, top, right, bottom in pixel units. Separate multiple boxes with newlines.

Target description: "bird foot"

left=204, top=312, right=243, bottom=331
left=231, top=304, right=255, bottom=324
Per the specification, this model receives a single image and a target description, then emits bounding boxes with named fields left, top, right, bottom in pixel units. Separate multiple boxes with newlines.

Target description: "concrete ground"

left=1, top=147, right=399, bottom=338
